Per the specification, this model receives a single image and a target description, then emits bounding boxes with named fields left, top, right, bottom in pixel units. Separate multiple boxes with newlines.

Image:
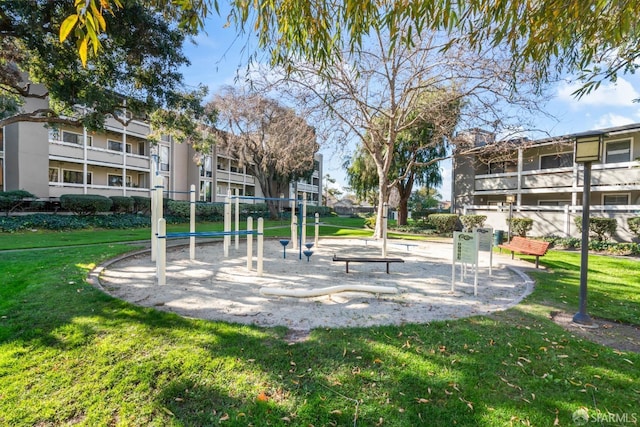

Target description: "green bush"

left=628, top=217, right=640, bottom=239
left=305, top=205, right=333, bottom=217
left=132, top=196, right=151, bottom=215
left=195, top=202, right=224, bottom=221
left=507, top=217, right=533, bottom=237
left=459, top=214, right=487, bottom=231
left=364, top=215, right=376, bottom=229
left=60, top=194, right=113, bottom=215
left=0, top=190, right=36, bottom=216
left=110, top=196, right=134, bottom=214
left=427, top=213, right=459, bottom=234
left=0, top=213, right=151, bottom=232
left=575, top=216, right=617, bottom=242
left=166, top=200, right=190, bottom=219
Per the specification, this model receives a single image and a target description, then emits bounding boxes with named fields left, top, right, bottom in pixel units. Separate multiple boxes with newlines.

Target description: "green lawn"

left=0, top=222, right=638, bottom=426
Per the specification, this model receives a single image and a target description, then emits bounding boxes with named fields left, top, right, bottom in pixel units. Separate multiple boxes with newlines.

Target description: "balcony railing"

left=474, top=161, right=640, bottom=194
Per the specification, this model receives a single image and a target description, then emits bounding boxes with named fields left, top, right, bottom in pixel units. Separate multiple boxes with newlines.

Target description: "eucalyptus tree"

left=63, top=1, right=640, bottom=97
left=208, top=86, right=319, bottom=219
left=1, top=1, right=215, bottom=145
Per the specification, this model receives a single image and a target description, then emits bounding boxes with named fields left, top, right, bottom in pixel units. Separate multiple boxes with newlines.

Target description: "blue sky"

left=179, top=15, right=640, bottom=200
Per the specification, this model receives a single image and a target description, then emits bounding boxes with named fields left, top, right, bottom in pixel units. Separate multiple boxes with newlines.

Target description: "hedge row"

left=0, top=214, right=152, bottom=232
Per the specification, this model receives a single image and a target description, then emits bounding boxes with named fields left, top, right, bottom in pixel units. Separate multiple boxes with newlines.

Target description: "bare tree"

left=209, top=86, right=319, bottom=219
left=253, top=19, right=551, bottom=237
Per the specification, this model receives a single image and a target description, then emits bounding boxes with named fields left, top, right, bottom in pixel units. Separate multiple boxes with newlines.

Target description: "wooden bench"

left=332, top=255, right=405, bottom=274
left=498, top=236, right=550, bottom=268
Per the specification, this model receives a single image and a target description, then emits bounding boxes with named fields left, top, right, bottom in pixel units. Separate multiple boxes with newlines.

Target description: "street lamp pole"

left=572, top=132, right=604, bottom=326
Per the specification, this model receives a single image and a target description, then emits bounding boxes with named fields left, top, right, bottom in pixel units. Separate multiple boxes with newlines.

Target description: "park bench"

left=498, top=236, right=550, bottom=268
left=332, top=255, right=405, bottom=274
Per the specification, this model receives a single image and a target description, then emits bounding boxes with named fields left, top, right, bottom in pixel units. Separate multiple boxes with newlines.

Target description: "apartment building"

left=1, top=95, right=323, bottom=207
left=452, top=124, right=640, bottom=241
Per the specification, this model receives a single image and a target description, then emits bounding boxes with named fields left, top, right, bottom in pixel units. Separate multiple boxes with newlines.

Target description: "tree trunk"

left=373, top=185, right=390, bottom=238
left=397, top=201, right=408, bottom=225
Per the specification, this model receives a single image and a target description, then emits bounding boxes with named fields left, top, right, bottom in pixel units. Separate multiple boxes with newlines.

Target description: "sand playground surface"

left=95, top=238, right=535, bottom=330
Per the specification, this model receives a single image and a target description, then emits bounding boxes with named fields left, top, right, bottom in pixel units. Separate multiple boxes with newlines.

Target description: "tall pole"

left=573, top=162, right=593, bottom=325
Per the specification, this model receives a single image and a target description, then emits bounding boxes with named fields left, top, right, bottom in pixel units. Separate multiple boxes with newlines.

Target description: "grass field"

left=0, top=219, right=638, bottom=426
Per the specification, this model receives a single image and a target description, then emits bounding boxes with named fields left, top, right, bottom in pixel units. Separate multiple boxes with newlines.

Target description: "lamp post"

left=572, top=132, right=604, bottom=326
left=506, top=194, right=515, bottom=242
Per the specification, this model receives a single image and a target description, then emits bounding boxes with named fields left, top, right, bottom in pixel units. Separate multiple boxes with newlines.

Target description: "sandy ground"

left=95, top=238, right=535, bottom=330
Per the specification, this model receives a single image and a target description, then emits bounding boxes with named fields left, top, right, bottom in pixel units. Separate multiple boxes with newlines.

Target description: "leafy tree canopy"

left=63, top=1, right=640, bottom=96
left=1, top=0, right=215, bottom=146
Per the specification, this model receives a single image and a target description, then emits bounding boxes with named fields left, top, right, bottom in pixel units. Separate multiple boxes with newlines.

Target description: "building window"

left=49, top=168, right=59, bottom=182
left=540, top=152, right=573, bottom=169
left=62, top=131, right=92, bottom=146
left=138, top=141, right=146, bottom=156
left=200, top=156, right=212, bottom=177
left=200, top=181, right=211, bottom=201
left=605, top=139, right=631, bottom=164
left=488, top=160, right=517, bottom=174
left=108, top=139, right=132, bottom=153
left=108, top=174, right=132, bottom=187
left=314, top=160, right=320, bottom=171
left=63, top=170, right=91, bottom=184
left=603, top=194, right=629, bottom=205
left=159, top=145, right=170, bottom=171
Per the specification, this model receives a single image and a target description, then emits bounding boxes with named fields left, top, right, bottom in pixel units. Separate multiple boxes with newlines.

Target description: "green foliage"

left=109, top=196, right=134, bottom=214
left=304, top=205, right=333, bottom=217
left=60, top=194, right=113, bottom=216
left=132, top=196, right=151, bottom=215
left=364, top=215, right=376, bottom=229
left=507, top=217, right=533, bottom=237
left=459, top=214, right=487, bottom=231
left=627, top=217, right=640, bottom=239
left=0, top=213, right=150, bottom=232
left=574, top=216, right=618, bottom=242
left=2, top=1, right=213, bottom=150
left=0, top=190, right=36, bottom=215
left=427, top=213, right=458, bottom=234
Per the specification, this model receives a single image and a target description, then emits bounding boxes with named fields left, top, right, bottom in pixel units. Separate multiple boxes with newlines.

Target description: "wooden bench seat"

left=498, top=236, right=550, bottom=268
left=332, top=255, right=405, bottom=274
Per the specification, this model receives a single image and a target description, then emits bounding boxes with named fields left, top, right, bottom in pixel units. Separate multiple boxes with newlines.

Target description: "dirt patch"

left=551, top=311, right=640, bottom=353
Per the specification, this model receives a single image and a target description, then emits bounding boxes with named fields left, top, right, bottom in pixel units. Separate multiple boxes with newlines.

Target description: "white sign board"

left=452, top=232, right=479, bottom=296
left=453, top=232, right=477, bottom=264
left=474, top=227, right=493, bottom=251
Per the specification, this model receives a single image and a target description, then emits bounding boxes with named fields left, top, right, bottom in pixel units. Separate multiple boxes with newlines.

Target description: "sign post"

left=452, top=231, right=479, bottom=296
left=474, top=227, right=493, bottom=276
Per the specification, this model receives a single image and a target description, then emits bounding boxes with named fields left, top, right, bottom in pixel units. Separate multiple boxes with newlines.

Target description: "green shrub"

left=305, top=205, right=333, bottom=217
left=60, top=194, right=113, bottom=215
left=110, top=196, right=134, bottom=214
left=166, top=200, right=190, bottom=219
left=507, top=217, right=533, bottom=237
left=575, top=216, right=617, bottom=242
left=628, top=217, right=640, bottom=239
left=364, top=215, right=376, bottom=229
left=460, top=214, right=487, bottom=231
left=132, top=196, right=151, bottom=215
left=195, top=202, right=224, bottom=221
left=0, top=190, right=36, bottom=216
left=427, top=213, right=459, bottom=234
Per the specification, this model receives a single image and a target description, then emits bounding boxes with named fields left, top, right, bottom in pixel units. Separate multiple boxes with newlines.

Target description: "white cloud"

left=593, top=113, right=636, bottom=129
left=556, top=77, right=640, bottom=108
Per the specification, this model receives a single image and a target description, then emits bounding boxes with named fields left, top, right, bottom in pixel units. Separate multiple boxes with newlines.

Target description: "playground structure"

left=150, top=176, right=327, bottom=286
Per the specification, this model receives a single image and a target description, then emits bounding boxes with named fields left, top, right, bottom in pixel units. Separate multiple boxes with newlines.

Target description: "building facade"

left=452, top=124, right=640, bottom=241
left=0, top=92, right=323, bottom=206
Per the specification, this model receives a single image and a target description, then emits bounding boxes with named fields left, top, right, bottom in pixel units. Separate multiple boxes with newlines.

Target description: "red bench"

left=498, top=236, right=550, bottom=268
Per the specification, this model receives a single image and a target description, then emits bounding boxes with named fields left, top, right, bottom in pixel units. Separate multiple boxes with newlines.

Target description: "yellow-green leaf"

left=60, top=14, right=79, bottom=42
left=79, top=37, right=88, bottom=67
